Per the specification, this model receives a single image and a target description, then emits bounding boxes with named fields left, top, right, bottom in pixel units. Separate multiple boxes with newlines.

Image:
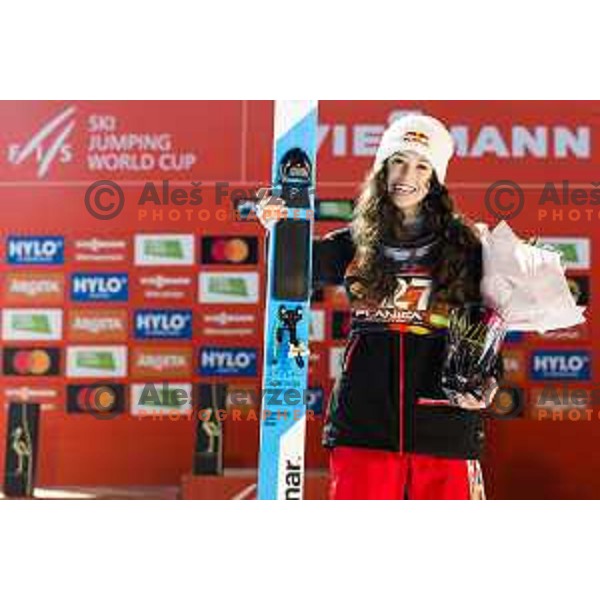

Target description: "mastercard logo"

left=9, top=349, right=55, bottom=375
left=210, top=238, right=250, bottom=263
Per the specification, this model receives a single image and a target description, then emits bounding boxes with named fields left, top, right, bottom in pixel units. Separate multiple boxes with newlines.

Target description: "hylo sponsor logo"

left=71, top=273, right=129, bottom=302
left=7, top=236, right=65, bottom=265
left=531, top=351, right=591, bottom=380
left=134, top=310, right=193, bottom=339
left=199, top=347, right=258, bottom=376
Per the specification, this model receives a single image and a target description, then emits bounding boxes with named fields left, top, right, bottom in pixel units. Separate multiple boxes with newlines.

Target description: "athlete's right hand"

left=255, top=187, right=287, bottom=229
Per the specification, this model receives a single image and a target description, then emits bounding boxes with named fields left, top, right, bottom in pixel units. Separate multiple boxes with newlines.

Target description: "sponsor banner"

left=198, top=347, right=258, bottom=377
left=198, top=272, right=259, bottom=304
left=1, top=385, right=60, bottom=403
left=131, top=346, right=193, bottom=378
left=331, top=310, right=351, bottom=340
left=306, top=388, right=324, bottom=416
left=309, top=309, right=325, bottom=342
left=200, top=236, right=258, bottom=265
left=329, top=347, right=345, bottom=380
left=134, top=234, right=195, bottom=266
left=2, top=272, right=64, bottom=305
left=199, top=309, right=257, bottom=337
left=0, top=101, right=242, bottom=181
left=1, top=308, right=63, bottom=341
left=71, top=237, right=128, bottom=263
left=130, top=382, right=193, bottom=416
left=136, top=273, right=194, bottom=302
left=316, top=199, right=355, bottom=221
left=71, top=273, right=129, bottom=302
left=536, top=237, right=590, bottom=270
left=6, top=235, right=64, bottom=265
left=502, top=349, right=527, bottom=383
left=66, top=383, right=126, bottom=415
left=530, top=350, right=591, bottom=381
left=3, top=347, right=61, bottom=376
left=66, top=345, right=127, bottom=378
left=134, top=309, right=193, bottom=340
left=67, top=308, right=128, bottom=343
left=278, top=101, right=600, bottom=185
left=566, top=275, right=589, bottom=306
left=529, top=322, right=589, bottom=343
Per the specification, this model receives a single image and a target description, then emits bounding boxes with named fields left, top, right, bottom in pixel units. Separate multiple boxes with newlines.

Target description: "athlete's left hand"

left=455, top=377, right=499, bottom=411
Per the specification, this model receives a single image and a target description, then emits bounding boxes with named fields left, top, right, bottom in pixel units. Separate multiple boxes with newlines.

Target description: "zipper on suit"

left=398, top=332, right=404, bottom=454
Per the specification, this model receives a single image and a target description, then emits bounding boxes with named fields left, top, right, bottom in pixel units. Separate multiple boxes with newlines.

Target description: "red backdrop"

left=0, top=101, right=596, bottom=497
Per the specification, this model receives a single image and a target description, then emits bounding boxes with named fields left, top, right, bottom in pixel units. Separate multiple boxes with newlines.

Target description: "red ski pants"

left=329, top=446, right=485, bottom=500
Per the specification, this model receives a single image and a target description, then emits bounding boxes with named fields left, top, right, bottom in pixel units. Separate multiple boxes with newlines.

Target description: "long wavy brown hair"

left=350, top=159, right=483, bottom=306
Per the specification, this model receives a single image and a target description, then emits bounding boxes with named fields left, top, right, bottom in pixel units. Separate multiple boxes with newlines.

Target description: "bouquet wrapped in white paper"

left=475, top=220, right=586, bottom=333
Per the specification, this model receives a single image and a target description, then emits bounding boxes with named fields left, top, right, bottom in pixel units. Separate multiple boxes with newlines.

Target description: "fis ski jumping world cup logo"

left=135, top=310, right=193, bottom=340
left=7, top=236, right=65, bottom=265
left=530, top=350, right=591, bottom=381
left=71, top=273, right=129, bottom=302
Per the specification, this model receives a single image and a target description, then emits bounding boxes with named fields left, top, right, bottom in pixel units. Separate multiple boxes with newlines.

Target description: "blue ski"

left=257, top=100, right=318, bottom=500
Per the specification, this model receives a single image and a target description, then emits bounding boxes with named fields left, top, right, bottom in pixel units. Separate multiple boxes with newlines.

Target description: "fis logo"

left=6, top=106, right=76, bottom=178
left=7, top=236, right=65, bottom=265
left=134, top=310, right=193, bottom=339
left=71, top=273, right=129, bottom=302
left=199, top=347, right=258, bottom=377
left=530, top=350, right=591, bottom=381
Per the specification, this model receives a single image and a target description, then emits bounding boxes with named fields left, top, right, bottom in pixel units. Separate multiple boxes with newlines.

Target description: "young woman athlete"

left=259, top=114, right=500, bottom=500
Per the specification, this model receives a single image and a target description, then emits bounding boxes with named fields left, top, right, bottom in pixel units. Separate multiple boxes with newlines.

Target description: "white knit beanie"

left=374, top=114, right=455, bottom=184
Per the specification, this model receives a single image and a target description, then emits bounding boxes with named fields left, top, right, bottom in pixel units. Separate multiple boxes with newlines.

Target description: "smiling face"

left=386, top=150, right=434, bottom=215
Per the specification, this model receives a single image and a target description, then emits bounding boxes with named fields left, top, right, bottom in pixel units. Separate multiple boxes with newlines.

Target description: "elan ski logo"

left=199, top=347, right=257, bottom=376
left=71, top=273, right=129, bottom=302
left=7, top=236, right=65, bottom=265
left=6, top=106, right=76, bottom=178
left=530, top=351, right=591, bottom=381
left=134, top=310, right=193, bottom=339
left=284, top=458, right=303, bottom=500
